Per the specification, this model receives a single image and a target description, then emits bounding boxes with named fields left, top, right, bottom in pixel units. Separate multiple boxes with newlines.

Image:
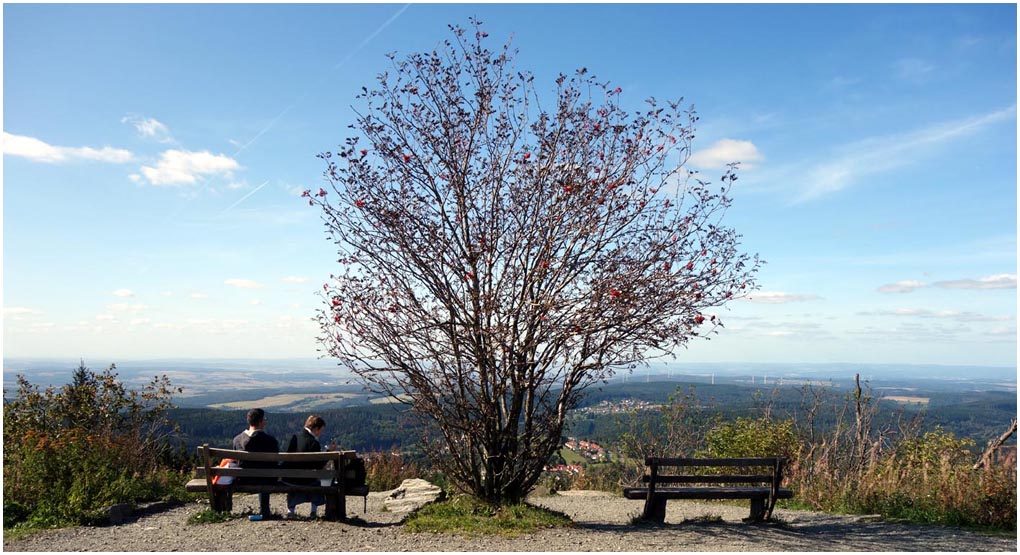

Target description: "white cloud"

left=121, top=115, right=175, bottom=144
left=139, top=149, right=240, bottom=186
left=743, top=291, right=823, bottom=304
left=281, top=276, right=308, bottom=284
left=688, top=138, right=763, bottom=170
left=933, top=274, right=1016, bottom=290
left=225, top=278, right=263, bottom=289
left=130, top=318, right=152, bottom=326
left=876, top=280, right=926, bottom=294
left=95, top=314, right=117, bottom=321
left=190, top=293, right=209, bottom=299
left=249, top=299, right=263, bottom=306
left=3, top=132, right=133, bottom=164
left=107, top=303, right=149, bottom=312
left=112, top=288, right=135, bottom=298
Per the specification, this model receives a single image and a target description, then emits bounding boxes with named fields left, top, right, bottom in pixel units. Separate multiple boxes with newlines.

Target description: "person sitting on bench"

left=282, top=415, right=328, bottom=519
left=232, top=408, right=279, bottom=519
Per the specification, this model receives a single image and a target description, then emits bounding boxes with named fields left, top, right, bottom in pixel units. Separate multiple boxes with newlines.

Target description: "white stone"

left=383, top=478, right=443, bottom=513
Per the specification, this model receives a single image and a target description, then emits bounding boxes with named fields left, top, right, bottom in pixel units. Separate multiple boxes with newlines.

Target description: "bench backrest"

left=643, top=457, right=786, bottom=490
left=197, top=444, right=358, bottom=484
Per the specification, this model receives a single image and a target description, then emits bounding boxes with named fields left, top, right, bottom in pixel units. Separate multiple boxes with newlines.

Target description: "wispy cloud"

left=876, top=280, right=926, bottom=294
left=139, top=149, right=240, bottom=186
left=281, top=276, right=308, bottom=284
left=4, top=307, right=43, bottom=318
left=689, top=138, right=764, bottom=170
left=189, top=293, right=209, bottom=299
left=742, top=291, right=823, bottom=304
left=933, top=274, right=1016, bottom=290
left=121, top=114, right=175, bottom=144
left=893, top=58, right=937, bottom=81
left=787, top=105, right=1016, bottom=202
left=112, top=288, right=136, bottom=298
left=3, top=132, right=133, bottom=163
left=224, top=278, right=263, bottom=289
left=106, top=303, right=149, bottom=312
left=858, top=308, right=1012, bottom=322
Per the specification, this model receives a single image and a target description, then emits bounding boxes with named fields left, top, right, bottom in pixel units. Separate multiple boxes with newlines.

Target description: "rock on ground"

left=382, top=478, right=444, bottom=513
left=4, top=490, right=1015, bottom=552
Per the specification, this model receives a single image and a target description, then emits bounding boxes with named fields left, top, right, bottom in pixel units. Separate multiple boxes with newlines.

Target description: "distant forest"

left=168, top=380, right=1016, bottom=460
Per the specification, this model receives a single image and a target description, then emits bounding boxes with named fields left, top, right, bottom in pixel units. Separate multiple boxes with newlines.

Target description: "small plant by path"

left=403, top=495, right=573, bottom=537
left=186, top=509, right=239, bottom=525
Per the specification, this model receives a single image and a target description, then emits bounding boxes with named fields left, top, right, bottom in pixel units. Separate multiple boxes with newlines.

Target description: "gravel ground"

left=4, top=490, right=1015, bottom=552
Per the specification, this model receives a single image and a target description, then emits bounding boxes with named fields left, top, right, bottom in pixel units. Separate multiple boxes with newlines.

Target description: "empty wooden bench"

left=185, top=444, right=369, bottom=521
left=623, top=457, right=792, bottom=523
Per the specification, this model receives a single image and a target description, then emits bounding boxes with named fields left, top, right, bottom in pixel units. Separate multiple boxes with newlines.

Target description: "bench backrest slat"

left=645, top=457, right=781, bottom=467
left=203, top=446, right=351, bottom=464
left=642, top=474, right=775, bottom=484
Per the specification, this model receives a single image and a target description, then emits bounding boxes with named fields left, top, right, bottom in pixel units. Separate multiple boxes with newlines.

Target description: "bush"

left=3, top=361, right=186, bottom=528
left=364, top=446, right=420, bottom=491
left=701, top=417, right=799, bottom=461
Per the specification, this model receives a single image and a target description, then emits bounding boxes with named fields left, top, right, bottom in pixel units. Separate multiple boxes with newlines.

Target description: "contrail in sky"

left=146, top=5, right=411, bottom=273
left=220, top=180, right=270, bottom=214
left=233, top=3, right=411, bottom=159
left=158, top=3, right=411, bottom=226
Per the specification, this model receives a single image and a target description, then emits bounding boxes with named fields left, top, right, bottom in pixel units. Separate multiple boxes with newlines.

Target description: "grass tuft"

left=403, top=495, right=573, bottom=537
left=186, top=509, right=237, bottom=525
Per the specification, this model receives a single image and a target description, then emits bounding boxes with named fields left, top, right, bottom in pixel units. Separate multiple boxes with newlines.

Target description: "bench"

left=623, top=457, right=793, bottom=523
left=185, top=444, right=369, bottom=521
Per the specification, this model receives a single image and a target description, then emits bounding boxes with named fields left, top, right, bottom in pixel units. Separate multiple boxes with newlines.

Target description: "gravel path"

left=4, top=490, right=1015, bottom=552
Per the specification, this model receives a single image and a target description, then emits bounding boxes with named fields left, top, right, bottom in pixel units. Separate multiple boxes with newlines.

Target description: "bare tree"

left=307, top=20, right=760, bottom=505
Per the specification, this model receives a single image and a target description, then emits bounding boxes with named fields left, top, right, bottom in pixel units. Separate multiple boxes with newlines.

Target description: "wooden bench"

left=623, top=457, right=793, bottom=523
left=185, top=444, right=369, bottom=521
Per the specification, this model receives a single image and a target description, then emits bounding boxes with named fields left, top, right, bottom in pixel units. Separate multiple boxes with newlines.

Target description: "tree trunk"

left=973, top=418, right=1017, bottom=470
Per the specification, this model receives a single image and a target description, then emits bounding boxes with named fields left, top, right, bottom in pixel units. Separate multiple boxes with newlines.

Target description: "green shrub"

left=701, top=416, right=799, bottom=461
left=3, top=361, right=186, bottom=528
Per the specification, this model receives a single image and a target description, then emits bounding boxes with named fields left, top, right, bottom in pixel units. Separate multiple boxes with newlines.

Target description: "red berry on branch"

left=318, top=188, right=328, bottom=197
left=355, top=199, right=366, bottom=208
left=686, top=262, right=694, bottom=271
left=403, top=154, right=412, bottom=163
left=301, top=190, right=311, bottom=198
left=609, top=289, right=621, bottom=299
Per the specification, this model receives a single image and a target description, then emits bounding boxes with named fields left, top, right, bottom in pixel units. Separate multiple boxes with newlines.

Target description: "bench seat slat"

left=202, top=468, right=337, bottom=479
left=624, top=486, right=793, bottom=500
left=186, top=479, right=369, bottom=496
left=642, top=474, right=775, bottom=484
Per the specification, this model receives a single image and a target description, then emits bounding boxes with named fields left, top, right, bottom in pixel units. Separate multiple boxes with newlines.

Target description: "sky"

left=3, top=3, right=1017, bottom=367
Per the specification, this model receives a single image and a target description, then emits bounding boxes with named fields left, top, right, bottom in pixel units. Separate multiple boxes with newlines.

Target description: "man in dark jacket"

left=282, top=415, right=327, bottom=519
left=232, top=408, right=279, bottom=518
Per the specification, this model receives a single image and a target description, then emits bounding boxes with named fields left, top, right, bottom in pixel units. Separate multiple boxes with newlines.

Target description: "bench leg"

left=641, top=496, right=667, bottom=523
left=324, top=492, right=345, bottom=522
left=211, top=489, right=233, bottom=513
left=748, top=497, right=766, bottom=522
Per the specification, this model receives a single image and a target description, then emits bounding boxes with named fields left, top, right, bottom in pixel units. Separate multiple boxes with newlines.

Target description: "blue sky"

left=3, top=4, right=1016, bottom=367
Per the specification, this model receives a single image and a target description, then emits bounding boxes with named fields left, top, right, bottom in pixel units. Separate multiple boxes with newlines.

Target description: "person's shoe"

left=283, top=511, right=297, bottom=520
